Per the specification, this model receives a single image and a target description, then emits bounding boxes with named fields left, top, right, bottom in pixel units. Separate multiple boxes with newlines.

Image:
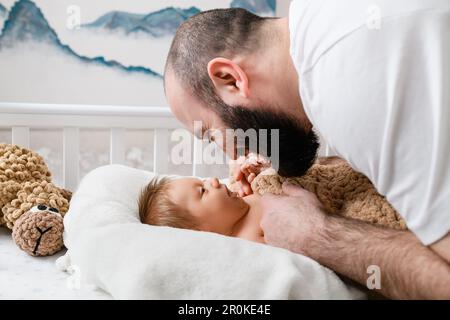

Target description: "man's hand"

left=260, top=182, right=326, bottom=255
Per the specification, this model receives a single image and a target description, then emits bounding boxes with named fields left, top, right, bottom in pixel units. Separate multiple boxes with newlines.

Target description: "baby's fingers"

left=241, top=163, right=260, bottom=176
left=234, top=166, right=245, bottom=181
left=247, top=173, right=256, bottom=184
left=242, top=179, right=252, bottom=195
left=237, top=179, right=253, bottom=197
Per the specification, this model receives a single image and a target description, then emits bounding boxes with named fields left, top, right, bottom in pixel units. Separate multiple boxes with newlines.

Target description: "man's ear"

left=207, top=57, right=250, bottom=100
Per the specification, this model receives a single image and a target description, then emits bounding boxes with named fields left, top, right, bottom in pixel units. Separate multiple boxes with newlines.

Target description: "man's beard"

left=217, top=104, right=320, bottom=177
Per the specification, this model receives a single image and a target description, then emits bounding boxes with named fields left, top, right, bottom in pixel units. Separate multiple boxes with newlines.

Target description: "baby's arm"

left=229, top=153, right=272, bottom=197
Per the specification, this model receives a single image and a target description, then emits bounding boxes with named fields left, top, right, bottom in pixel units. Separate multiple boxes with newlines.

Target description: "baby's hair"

left=138, top=176, right=198, bottom=230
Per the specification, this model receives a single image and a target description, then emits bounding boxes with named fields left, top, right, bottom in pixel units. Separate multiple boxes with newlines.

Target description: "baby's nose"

left=208, top=177, right=221, bottom=189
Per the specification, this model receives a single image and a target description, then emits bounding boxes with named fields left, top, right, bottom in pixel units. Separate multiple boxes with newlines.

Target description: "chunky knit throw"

left=251, top=160, right=407, bottom=230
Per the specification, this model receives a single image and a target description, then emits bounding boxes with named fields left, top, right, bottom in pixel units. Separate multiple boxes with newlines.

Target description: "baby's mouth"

left=225, top=186, right=238, bottom=197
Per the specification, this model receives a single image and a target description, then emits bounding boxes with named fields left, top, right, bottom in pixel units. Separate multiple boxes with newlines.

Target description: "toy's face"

left=13, top=204, right=65, bottom=256
left=29, top=204, right=62, bottom=217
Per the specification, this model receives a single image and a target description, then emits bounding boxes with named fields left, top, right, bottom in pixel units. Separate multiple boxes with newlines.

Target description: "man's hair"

left=165, top=8, right=270, bottom=107
left=138, top=177, right=198, bottom=230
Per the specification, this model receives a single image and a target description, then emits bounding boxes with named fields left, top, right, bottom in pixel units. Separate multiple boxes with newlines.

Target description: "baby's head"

left=138, top=176, right=249, bottom=236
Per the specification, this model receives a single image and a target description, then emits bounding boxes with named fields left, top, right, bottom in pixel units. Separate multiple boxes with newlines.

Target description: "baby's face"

left=167, top=177, right=250, bottom=235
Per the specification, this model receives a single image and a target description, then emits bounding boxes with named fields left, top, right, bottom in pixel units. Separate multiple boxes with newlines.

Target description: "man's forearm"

left=307, top=215, right=450, bottom=299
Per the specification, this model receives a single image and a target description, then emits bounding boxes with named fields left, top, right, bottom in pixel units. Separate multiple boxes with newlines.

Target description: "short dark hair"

left=165, top=8, right=270, bottom=107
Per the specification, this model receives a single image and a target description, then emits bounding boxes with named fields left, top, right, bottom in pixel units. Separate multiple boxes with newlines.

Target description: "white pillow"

left=62, top=165, right=364, bottom=299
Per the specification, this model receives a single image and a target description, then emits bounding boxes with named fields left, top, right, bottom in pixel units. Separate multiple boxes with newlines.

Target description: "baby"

left=138, top=155, right=348, bottom=244
left=138, top=176, right=265, bottom=244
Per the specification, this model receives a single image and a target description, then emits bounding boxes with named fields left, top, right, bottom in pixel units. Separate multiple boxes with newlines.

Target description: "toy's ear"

left=59, top=188, right=72, bottom=203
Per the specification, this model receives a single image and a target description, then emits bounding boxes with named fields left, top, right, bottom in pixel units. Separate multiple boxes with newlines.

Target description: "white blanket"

left=61, top=165, right=364, bottom=299
left=0, top=229, right=110, bottom=300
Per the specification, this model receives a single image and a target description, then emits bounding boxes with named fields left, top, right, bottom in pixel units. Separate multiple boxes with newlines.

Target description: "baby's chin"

left=232, top=194, right=251, bottom=211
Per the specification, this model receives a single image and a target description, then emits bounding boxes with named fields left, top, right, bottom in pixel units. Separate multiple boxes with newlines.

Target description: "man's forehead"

left=165, top=71, right=214, bottom=133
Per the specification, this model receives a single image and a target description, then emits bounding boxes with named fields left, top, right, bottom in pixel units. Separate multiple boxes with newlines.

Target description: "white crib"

left=0, top=102, right=330, bottom=191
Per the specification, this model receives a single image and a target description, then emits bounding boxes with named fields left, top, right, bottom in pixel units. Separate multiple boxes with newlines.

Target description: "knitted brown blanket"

left=250, top=160, right=407, bottom=230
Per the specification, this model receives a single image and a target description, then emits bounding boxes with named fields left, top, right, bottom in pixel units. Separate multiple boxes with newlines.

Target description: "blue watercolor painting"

left=0, top=0, right=276, bottom=106
left=0, top=0, right=160, bottom=77
left=83, top=7, right=202, bottom=37
left=231, top=0, right=276, bottom=14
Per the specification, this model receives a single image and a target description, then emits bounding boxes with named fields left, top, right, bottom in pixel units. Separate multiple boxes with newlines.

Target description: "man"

left=164, top=0, right=450, bottom=299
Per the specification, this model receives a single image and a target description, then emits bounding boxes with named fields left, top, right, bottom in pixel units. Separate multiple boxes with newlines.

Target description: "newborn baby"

left=138, top=156, right=337, bottom=244
left=138, top=176, right=265, bottom=244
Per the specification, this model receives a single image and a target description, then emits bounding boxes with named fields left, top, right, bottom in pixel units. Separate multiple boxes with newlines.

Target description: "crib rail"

left=0, top=102, right=332, bottom=190
left=0, top=102, right=182, bottom=190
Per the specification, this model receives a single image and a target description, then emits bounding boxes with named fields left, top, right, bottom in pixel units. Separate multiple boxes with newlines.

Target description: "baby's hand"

left=232, top=153, right=271, bottom=197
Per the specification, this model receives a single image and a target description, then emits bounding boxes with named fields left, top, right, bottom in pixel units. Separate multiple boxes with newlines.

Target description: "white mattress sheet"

left=0, top=228, right=111, bottom=300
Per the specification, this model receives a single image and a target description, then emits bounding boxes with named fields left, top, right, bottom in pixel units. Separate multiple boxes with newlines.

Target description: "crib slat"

left=63, top=127, right=80, bottom=191
left=11, top=126, right=30, bottom=148
left=110, top=128, right=125, bottom=164
left=192, top=137, right=204, bottom=177
left=153, top=129, right=169, bottom=174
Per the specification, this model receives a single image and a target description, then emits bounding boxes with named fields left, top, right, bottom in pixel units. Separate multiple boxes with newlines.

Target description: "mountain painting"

left=0, top=0, right=276, bottom=107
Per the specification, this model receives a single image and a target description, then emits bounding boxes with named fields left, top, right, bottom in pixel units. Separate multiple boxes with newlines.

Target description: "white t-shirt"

left=289, top=0, right=450, bottom=245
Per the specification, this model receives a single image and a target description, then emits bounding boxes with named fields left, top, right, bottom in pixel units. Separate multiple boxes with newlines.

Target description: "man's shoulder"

left=289, top=0, right=450, bottom=74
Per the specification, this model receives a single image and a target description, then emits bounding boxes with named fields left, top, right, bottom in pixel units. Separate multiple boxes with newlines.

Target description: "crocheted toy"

left=233, top=156, right=407, bottom=230
left=0, top=143, right=71, bottom=256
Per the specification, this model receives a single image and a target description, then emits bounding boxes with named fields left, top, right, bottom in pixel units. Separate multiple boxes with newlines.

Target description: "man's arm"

left=312, top=214, right=450, bottom=299
left=431, top=233, right=450, bottom=264
left=260, top=183, right=450, bottom=300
